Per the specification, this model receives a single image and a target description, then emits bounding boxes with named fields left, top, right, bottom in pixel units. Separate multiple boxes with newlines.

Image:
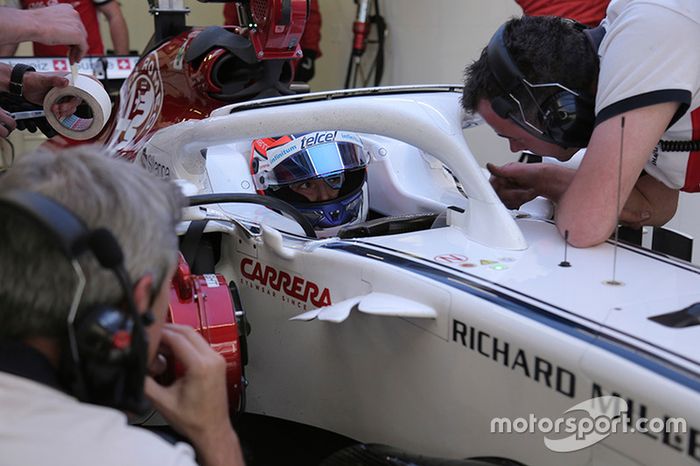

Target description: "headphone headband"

left=0, top=190, right=150, bottom=414
left=485, top=19, right=596, bottom=148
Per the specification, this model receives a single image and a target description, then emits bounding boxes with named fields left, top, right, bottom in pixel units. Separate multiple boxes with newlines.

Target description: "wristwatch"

left=9, top=64, right=36, bottom=97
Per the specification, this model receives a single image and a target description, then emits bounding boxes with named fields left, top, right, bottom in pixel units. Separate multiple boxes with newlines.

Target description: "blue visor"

left=265, top=133, right=368, bottom=187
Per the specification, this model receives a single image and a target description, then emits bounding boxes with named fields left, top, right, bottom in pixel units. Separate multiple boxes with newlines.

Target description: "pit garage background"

left=3, top=0, right=699, bottom=264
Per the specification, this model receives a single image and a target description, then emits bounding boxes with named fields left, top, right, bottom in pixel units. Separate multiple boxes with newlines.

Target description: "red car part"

left=168, top=253, right=244, bottom=412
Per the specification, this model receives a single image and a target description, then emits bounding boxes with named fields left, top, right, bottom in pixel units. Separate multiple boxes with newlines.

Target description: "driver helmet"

left=250, top=131, right=370, bottom=237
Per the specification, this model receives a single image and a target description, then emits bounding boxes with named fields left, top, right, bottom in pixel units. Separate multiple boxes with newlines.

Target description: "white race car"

left=136, top=84, right=700, bottom=466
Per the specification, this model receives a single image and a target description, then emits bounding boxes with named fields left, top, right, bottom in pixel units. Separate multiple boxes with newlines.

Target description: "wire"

left=659, top=139, right=700, bottom=152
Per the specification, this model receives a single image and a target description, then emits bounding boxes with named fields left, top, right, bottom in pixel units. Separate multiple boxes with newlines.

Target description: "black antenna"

left=559, top=230, right=571, bottom=267
left=606, top=116, right=625, bottom=286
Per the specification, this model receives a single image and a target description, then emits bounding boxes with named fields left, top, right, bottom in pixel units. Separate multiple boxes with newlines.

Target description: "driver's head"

left=251, top=131, right=370, bottom=236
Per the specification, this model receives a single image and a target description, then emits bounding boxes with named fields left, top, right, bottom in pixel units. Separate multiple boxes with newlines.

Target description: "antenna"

left=559, top=230, right=571, bottom=267
left=605, top=116, right=625, bottom=286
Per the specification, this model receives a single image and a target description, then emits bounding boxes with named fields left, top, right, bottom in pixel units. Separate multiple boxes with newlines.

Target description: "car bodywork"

left=128, top=84, right=700, bottom=466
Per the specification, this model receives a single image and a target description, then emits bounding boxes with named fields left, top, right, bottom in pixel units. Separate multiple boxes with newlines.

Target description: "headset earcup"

left=71, top=306, right=147, bottom=409
left=541, top=91, right=595, bottom=148
left=491, top=95, right=515, bottom=119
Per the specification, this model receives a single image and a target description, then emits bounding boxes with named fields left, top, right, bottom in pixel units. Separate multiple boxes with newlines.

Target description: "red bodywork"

left=95, top=28, right=233, bottom=161
left=168, top=254, right=243, bottom=412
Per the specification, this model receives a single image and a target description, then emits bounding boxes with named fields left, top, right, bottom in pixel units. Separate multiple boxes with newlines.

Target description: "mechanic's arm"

left=0, top=5, right=88, bottom=63
left=555, top=101, right=681, bottom=247
left=144, top=324, right=245, bottom=466
left=618, top=173, right=679, bottom=229
left=97, top=1, right=130, bottom=55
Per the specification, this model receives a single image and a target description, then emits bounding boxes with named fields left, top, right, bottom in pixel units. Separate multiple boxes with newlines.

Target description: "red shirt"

left=16, top=0, right=106, bottom=56
left=516, top=0, right=610, bottom=27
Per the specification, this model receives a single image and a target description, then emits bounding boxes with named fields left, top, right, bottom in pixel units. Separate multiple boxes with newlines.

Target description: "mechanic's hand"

left=486, top=162, right=539, bottom=209
left=0, top=107, right=17, bottom=138
left=29, top=4, right=88, bottom=63
left=21, top=72, right=69, bottom=106
left=619, top=208, right=651, bottom=230
left=144, top=324, right=230, bottom=436
left=0, top=93, right=58, bottom=138
left=144, top=324, right=244, bottom=466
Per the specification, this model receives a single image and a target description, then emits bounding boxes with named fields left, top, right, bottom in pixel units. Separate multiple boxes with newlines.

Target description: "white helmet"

left=250, top=131, right=370, bottom=237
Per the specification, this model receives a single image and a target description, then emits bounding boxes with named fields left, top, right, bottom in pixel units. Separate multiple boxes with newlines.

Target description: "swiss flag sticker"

left=53, top=59, right=68, bottom=71
left=117, top=58, right=131, bottom=70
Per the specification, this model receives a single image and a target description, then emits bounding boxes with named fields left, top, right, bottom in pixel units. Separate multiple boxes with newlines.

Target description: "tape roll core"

left=43, top=73, right=111, bottom=140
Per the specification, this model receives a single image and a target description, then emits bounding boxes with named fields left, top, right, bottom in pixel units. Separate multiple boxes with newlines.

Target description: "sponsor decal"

left=53, top=58, right=68, bottom=71
left=109, top=52, right=163, bottom=154
left=141, top=150, right=170, bottom=178
left=265, top=131, right=363, bottom=168
left=451, top=319, right=700, bottom=461
left=434, top=253, right=468, bottom=264
left=117, top=58, right=132, bottom=70
left=240, top=258, right=331, bottom=309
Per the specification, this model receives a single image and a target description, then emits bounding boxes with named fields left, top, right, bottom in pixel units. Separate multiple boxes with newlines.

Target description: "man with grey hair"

left=0, top=147, right=245, bottom=466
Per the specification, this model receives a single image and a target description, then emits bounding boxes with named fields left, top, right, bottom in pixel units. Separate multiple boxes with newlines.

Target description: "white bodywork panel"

left=140, top=87, right=700, bottom=466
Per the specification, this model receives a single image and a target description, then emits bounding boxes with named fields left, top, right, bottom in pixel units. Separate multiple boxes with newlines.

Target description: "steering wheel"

left=188, top=193, right=317, bottom=238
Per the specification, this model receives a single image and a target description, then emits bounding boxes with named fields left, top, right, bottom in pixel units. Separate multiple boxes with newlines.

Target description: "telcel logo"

left=300, top=131, right=338, bottom=149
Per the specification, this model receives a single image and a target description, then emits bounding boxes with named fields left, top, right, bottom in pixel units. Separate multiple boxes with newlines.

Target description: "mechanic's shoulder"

left=68, top=403, right=197, bottom=465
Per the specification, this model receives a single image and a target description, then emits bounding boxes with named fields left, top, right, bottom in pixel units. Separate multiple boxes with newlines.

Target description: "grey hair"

left=0, top=146, right=185, bottom=340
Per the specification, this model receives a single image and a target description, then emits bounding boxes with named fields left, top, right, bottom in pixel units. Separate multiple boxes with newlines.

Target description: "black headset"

left=486, top=20, right=596, bottom=148
left=0, top=190, right=153, bottom=414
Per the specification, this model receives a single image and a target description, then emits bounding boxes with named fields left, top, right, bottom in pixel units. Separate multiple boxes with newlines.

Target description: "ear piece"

left=541, top=91, right=595, bottom=148
left=491, top=96, right=515, bottom=119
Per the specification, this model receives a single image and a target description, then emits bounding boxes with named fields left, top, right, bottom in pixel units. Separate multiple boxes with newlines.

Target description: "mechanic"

left=516, top=0, right=610, bottom=26
left=0, top=62, right=83, bottom=139
left=0, top=3, right=88, bottom=139
left=0, top=0, right=129, bottom=57
left=224, top=0, right=321, bottom=82
left=251, top=131, right=370, bottom=236
left=0, top=147, right=245, bottom=466
left=462, top=0, right=700, bottom=247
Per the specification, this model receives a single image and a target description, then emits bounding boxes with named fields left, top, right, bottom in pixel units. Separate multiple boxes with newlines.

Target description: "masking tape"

left=43, top=73, right=111, bottom=141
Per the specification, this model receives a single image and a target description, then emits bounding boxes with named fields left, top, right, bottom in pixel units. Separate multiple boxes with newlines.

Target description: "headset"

left=486, top=20, right=596, bottom=148
left=0, top=190, right=152, bottom=414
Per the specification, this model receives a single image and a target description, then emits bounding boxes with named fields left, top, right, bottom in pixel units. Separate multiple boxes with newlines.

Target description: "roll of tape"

left=43, top=73, right=111, bottom=140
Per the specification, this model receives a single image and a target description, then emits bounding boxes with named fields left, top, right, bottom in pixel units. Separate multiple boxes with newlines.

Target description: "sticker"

left=480, top=259, right=496, bottom=266
left=204, top=274, right=220, bottom=287
left=434, top=254, right=468, bottom=264
left=460, top=263, right=477, bottom=268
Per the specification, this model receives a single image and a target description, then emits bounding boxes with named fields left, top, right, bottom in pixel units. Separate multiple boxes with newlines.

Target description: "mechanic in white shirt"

left=0, top=147, right=244, bottom=466
left=462, top=0, right=700, bottom=248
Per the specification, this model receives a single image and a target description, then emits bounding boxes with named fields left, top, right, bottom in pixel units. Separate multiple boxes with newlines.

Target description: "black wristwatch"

left=9, top=64, right=36, bottom=97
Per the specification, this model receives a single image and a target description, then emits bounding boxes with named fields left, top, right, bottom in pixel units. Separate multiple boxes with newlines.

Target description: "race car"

left=26, top=1, right=700, bottom=464
left=132, top=84, right=700, bottom=466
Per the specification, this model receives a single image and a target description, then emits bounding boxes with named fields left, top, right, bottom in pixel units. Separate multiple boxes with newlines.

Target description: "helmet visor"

left=265, top=131, right=369, bottom=187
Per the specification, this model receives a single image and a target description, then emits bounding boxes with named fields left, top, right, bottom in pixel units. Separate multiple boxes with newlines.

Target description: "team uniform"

left=516, top=0, right=610, bottom=26
left=0, top=343, right=197, bottom=466
left=5, top=0, right=111, bottom=56
left=595, top=0, right=700, bottom=192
